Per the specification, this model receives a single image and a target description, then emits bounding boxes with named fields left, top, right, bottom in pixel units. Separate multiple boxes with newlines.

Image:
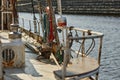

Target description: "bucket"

left=57, top=17, right=67, bottom=27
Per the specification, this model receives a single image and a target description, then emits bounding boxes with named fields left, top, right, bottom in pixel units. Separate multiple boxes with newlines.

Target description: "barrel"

left=57, top=17, right=67, bottom=27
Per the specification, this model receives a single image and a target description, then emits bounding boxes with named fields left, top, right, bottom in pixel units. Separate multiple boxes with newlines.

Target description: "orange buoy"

left=57, top=17, right=67, bottom=27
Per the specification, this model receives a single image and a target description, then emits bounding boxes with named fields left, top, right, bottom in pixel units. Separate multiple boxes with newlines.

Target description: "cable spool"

left=57, top=17, right=67, bottom=27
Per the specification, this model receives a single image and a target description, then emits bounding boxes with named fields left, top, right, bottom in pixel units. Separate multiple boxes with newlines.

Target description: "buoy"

left=57, top=17, right=67, bottom=27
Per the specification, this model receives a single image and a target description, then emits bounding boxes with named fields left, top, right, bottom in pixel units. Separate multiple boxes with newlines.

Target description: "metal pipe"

left=37, top=0, right=44, bottom=36
left=29, top=20, right=31, bottom=31
left=57, top=0, right=62, bottom=17
left=37, top=21, right=40, bottom=35
left=22, top=18, right=24, bottom=28
left=57, top=27, right=104, bottom=36
left=81, top=32, right=85, bottom=56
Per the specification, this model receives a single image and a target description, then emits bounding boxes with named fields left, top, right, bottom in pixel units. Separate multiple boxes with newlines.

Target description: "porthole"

left=2, top=48, right=15, bottom=63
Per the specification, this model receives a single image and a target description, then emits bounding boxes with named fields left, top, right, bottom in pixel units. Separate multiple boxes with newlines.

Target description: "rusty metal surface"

left=4, top=48, right=59, bottom=80
left=19, top=27, right=43, bottom=43
left=0, top=31, right=25, bottom=68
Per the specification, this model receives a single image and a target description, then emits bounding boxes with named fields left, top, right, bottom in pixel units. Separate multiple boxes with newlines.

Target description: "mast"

left=36, top=0, right=44, bottom=36
left=57, top=0, right=62, bottom=17
left=46, top=0, right=60, bottom=44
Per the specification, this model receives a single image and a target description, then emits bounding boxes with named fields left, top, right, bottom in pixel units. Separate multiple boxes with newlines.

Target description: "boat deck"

left=0, top=31, right=59, bottom=80
left=0, top=31, right=98, bottom=80
left=4, top=48, right=58, bottom=80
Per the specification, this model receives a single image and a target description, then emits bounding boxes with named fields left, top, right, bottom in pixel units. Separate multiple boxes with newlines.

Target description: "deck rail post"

left=62, top=27, right=70, bottom=80
left=37, top=21, right=40, bottom=35
left=81, top=32, right=85, bottom=56
left=96, top=36, right=103, bottom=80
left=29, top=20, right=31, bottom=31
left=22, top=18, right=24, bottom=28
left=33, top=17, right=37, bottom=33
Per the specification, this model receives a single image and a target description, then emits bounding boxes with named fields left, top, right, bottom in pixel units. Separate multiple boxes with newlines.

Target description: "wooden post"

left=37, top=21, right=40, bottom=35
left=29, top=20, right=31, bottom=31
left=97, top=37, right=103, bottom=80
left=33, top=17, right=37, bottom=33
left=46, top=0, right=60, bottom=44
left=22, top=18, right=24, bottom=28
left=57, top=0, right=62, bottom=17
left=82, top=32, right=85, bottom=56
left=98, top=37, right=103, bottom=64
left=37, top=0, right=44, bottom=36
left=96, top=36, right=103, bottom=80
left=62, top=28, right=71, bottom=80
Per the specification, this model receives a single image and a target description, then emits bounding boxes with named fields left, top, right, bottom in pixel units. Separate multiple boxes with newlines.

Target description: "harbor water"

left=18, top=12, right=120, bottom=80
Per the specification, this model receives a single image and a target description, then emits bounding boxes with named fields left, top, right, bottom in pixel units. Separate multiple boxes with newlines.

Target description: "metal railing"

left=57, top=27, right=104, bottom=80
left=18, top=17, right=43, bottom=36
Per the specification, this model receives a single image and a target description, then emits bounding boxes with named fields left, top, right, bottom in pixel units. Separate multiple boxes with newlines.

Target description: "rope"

left=86, top=39, right=95, bottom=56
left=74, top=30, right=83, bottom=57
left=76, top=38, right=95, bottom=57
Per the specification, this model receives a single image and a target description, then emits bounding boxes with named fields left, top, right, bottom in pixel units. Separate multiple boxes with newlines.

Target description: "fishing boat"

left=0, top=0, right=104, bottom=80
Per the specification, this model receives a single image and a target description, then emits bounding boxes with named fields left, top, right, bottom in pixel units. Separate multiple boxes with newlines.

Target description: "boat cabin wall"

left=1, top=13, right=12, bottom=30
left=0, top=0, right=17, bottom=30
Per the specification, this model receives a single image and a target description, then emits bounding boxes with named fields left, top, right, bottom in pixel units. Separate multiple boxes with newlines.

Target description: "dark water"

left=19, top=13, right=120, bottom=80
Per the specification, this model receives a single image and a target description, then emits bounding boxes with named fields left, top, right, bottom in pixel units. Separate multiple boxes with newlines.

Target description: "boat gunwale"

left=57, top=27, right=104, bottom=40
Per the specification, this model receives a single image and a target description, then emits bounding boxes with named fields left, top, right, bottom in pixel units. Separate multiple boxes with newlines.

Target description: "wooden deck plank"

left=1, top=31, right=100, bottom=80
left=67, top=56, right=99, bottom=76
left=54, top=56, right=99, bottom=79
left=0, top=31, right=59, bottom=80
